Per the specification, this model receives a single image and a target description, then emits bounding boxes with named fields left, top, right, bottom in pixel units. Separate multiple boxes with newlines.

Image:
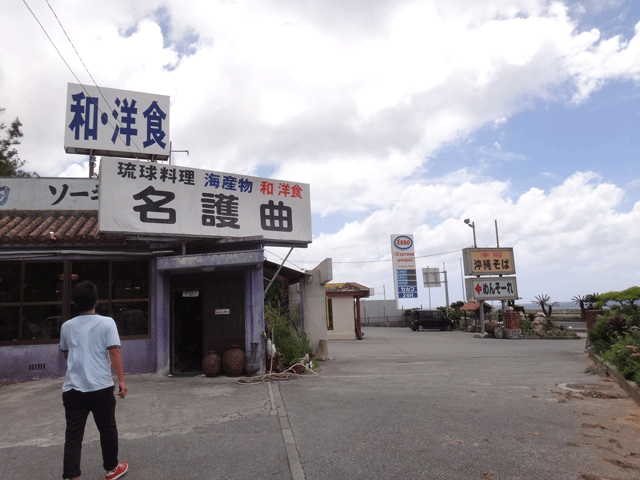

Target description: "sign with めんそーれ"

left=462, top=247, right=515, bottom=276
left=465, top=276, right=518, bottom=301
left=98, top=158, right=312, bottom=246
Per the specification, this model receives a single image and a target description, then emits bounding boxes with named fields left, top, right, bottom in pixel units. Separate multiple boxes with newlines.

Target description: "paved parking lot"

left=2, top=328, right=639, bottom=479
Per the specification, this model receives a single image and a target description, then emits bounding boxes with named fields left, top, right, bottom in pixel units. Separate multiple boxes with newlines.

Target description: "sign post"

left=462, top=247, right=517, bottom=335
left=390, top=234, right=418, bottom=309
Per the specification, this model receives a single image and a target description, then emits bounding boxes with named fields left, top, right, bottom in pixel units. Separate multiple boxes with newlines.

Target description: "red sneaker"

left=105, top=462, right=128, bottom=480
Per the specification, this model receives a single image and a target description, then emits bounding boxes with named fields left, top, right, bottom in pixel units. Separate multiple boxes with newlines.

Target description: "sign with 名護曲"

left=462, top=247, right=515, bottom=276
left=465, top=276, right=518, bottom=301
left=64, top=83, right=170, bottom=160
left=390, top=234, right=418, bottom=300
left=98, top=159, right=312, bottom=245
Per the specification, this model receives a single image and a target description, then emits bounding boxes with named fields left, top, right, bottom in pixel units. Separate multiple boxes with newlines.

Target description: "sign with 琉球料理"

left=64, top=83, right=170, bottom=160
left=98, top=159, right=312, bottom=246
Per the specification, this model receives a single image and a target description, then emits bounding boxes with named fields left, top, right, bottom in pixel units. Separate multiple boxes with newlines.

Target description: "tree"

left=596, top=287, right=640, bottom=308
left=533, top=294, right=559, bottom=318
left=0, top=107, right=34, bottom=177
left=572, top=295, right=587, bottom=320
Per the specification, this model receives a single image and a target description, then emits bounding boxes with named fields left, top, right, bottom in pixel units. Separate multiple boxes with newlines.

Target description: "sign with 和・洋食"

left=64, top=83, right=170, bottom=160
left=98, top=159, right=312, bottom=246
left=462, top=247, right=515, bottom=276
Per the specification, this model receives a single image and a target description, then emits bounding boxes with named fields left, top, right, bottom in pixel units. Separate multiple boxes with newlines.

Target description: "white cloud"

left=3, top=1, right=640, bottom=304
left=281, top=171, right=640, bottom=305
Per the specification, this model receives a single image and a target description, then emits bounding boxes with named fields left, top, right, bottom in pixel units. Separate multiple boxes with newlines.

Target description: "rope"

left=236, top=362, right=318, bottom=384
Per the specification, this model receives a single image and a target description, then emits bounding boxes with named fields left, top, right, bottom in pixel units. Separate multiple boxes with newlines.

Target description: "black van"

left=409, top=309, right=454, bottom=331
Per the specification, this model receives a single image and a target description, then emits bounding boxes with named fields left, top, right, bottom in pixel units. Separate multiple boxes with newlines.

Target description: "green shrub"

left=601, top=333, right=640, bottom=385
left=588, top=314, right=616, bottom=355
left=267, top=304, right=312, bottom=366
left=519, top=316, right=533, bottom=335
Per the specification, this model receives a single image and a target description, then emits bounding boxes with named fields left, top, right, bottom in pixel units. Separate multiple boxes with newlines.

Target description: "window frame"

left=0, top=258, right=151, bottom=346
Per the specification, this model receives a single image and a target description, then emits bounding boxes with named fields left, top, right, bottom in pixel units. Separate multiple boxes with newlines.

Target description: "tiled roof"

left=0, top=210, right=122, bottom=245
left=325, top=282, right=372, bottom=297
left=460, top=301, right=493, bottom=311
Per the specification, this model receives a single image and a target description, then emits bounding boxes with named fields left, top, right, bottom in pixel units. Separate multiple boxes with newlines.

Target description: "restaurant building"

left=0, top=169, right=312, bottom=383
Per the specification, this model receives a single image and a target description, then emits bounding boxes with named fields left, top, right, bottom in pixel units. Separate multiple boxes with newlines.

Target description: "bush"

left=519, top=316, right=533, bottom=335
left=588, top=314, right=616, bottom=355
left=266, top=303, right=312, bottom=366
left=601, top=333, right=640, bottom=385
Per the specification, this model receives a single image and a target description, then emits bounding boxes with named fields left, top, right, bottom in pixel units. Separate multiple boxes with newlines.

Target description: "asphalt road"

left=2, top=328, right=639, bottom=480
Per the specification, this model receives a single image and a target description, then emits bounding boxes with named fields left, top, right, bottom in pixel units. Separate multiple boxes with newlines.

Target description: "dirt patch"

left=564, top=379, right=640, bottom=480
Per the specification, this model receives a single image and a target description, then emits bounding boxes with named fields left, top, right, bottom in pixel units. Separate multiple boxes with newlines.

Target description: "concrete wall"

left=289, top=259, right=331, bottom=359
left=328, top=296, right=356, bottom=340
left=361, top=299, right=405, bottom=325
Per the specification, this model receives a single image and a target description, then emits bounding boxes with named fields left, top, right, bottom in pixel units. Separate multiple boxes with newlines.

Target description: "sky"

left=1, top=0, right=640, bottom=309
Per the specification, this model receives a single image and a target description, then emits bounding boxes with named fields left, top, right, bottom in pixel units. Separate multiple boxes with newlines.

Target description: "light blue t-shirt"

left=59, top=314, right=121, bottom=392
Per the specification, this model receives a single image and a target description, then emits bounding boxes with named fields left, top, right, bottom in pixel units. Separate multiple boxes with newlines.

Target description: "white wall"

left=289, top=259, right=332, bottom=358
left=328, top=296, right=356, bottom=340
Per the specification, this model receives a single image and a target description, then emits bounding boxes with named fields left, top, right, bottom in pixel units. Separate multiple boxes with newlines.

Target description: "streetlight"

left=464, top=218, right=477, bottom=248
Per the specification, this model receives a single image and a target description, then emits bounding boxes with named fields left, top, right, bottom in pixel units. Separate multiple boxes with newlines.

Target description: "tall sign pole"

left=390, top=234, right=418, bottom=308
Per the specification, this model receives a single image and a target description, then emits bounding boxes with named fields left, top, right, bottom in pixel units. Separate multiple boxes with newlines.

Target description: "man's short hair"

left=72, top=281, right=99, bottom=313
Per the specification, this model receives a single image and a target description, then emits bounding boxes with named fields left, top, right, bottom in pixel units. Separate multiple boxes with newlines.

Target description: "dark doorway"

left=172, top=291, right=203, bottom=373
left=171, top=272, right=245, bottom=375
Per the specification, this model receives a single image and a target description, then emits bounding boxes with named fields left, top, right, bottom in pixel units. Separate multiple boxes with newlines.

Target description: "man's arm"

left=108, top=347, right=127, bottom=399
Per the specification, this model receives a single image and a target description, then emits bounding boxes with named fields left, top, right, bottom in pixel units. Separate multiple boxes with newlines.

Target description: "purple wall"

left=0, top=339, right=156, bottom=384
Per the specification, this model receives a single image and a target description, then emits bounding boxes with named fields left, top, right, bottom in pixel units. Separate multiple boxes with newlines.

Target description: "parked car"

left=409, top=309, right=454, bottom=331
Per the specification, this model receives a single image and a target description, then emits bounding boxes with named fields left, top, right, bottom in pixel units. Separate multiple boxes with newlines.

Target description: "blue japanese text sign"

left=64, top=83, right=170, bottom=160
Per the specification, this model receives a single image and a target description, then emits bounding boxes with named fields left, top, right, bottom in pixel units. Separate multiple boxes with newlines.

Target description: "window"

left=0, top=259, right=150, bottom=345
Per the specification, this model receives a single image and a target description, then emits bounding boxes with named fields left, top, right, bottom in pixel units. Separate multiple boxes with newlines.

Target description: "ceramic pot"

left=202, top=351, right=221, bottom=377
left=222, top=346, right=246, bottom=377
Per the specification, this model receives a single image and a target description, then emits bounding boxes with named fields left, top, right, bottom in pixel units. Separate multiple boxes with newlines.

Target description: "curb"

left=588, top=351, right=640, bottom=407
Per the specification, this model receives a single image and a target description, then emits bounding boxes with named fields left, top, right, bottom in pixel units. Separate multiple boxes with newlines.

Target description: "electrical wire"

left=23, top=0, right=146, bottom=160
left=265, top=248, right=463, bottom=266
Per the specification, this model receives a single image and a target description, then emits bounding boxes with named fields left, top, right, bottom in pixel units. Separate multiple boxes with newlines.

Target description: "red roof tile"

left=0, top=210, right=122, bottom=245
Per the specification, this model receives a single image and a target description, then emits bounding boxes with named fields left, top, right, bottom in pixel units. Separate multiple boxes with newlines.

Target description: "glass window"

left=22, top=305, right=63, bottom=340
left=72, top=261, right=109, bottom=300
left=112, top=261, right=149, bottom=299
left=112, top=301, right=148, bottom=336
left=24, top=262, right=64, bottom=302
left=0, top=262, right=21, bottom=303
left=0, top=306, right=19, bottom=342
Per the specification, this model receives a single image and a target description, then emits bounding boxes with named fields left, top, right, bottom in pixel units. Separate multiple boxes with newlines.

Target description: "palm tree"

left=533, top=294, right=559, bottom=318
left=572, top=295, right=587, bottom=319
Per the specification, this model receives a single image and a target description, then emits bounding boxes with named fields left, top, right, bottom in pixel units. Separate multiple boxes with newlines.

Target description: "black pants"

left=62, top=387, right=119, bottom=479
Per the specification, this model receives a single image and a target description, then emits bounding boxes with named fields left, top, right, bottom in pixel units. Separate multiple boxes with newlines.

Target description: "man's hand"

left=117, top=380, right=128, bottom=399
left=108, top=347, right=127, bottom=399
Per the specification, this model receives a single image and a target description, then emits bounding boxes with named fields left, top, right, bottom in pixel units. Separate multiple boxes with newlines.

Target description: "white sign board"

left=64, top=83, right=170, bottom=160
left=0, top=178, right=99, bottom=210
left=422, top=267, right=441, bottom=287
left=465, top=276, right=518, bottom=301
left=390, top=234, right=418, bottom=303
left=99, top=159, right=312, bottom=246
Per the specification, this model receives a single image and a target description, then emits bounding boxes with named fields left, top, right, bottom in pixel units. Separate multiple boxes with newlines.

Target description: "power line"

left=265, top=248, right=462, bottom=266
left=23, top=0, right=145, bottom=160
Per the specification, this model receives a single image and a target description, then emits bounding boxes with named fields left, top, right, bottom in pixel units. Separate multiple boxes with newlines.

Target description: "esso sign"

left=393, top=235, right=413, bottom=250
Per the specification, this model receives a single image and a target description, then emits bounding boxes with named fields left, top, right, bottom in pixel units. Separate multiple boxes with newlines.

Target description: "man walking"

left=59, top=281, right=129, bottom=480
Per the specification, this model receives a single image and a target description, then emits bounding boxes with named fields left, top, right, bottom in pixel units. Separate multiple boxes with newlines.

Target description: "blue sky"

left=1, top=0, right=640, bottom=308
